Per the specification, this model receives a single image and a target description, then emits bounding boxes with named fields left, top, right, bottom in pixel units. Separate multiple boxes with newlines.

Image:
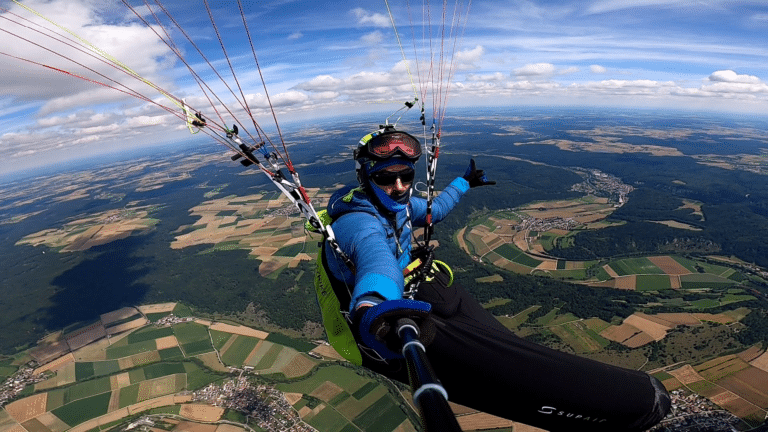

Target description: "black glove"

left=463, top=158, right=496, bottom=187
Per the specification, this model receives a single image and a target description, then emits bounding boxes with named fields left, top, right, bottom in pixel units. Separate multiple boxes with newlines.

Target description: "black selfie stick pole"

left=396, top=318, right=462, bottom=432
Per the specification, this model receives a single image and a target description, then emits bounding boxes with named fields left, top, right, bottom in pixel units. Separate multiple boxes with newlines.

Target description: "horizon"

left=3, top=104, right=768, bottom=185
left=2, top=1, right=768, bottom=175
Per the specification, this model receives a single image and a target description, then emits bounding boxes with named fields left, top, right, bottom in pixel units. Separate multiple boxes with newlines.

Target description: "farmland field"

left=51, top=391, right=111, bottom=427
left=105, top=339, right=157, bottom=360
left=220, top=335, right=260, bottom=366
left=172, top=322, right=210, bottom=345
left=209, top=330, right=233, bottom=351
left=636, top=274, right=672, bottom=291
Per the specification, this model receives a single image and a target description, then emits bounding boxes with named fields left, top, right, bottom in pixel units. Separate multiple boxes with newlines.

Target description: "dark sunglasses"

left=370, top=168, right=415, bottom=186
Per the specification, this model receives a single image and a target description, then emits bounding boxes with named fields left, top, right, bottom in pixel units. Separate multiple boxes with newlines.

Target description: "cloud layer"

left=2, top=0, right=768, bottom=173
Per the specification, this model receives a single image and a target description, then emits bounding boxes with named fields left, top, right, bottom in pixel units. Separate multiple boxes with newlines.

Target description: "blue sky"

left=1, top=0, right=768, bottom=174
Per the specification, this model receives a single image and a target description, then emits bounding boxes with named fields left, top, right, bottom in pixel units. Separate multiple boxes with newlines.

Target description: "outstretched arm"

left=330, top=212, right=405, bottom=311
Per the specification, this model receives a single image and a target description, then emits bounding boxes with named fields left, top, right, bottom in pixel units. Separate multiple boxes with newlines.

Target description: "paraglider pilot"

left=315, top=127, right=671, bottom=432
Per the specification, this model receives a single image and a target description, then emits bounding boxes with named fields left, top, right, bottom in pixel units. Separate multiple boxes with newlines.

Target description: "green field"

left=119, top=383, right=141, bottom=408
left=60, top=376, right=112, bottom=404
left=353, top=395, right=407, bottom=432
left=75, top=362, right=95, bottom=381
left=210, top=330, right=234, bottom=350
left=173, top=322, right=210, bottom=344
left=636, top=275, right=672, bottom=291
left=143, top=362, right=186, bottom=380
left=255, top=343, right=282, bottom=369
left=266, top=332, right=315, bottom=352
left=52, top=391, right=112, bottom=426
left=680, top=273, right=736, bottom=289
left=609, top=257, right=665, bottom=276
left=92, top=360, right=120, bottom=377
left=182, top=339, right=214, bottom=356
left=494, top=243, right=542, bottom=267
left=221, top=335, right=260, bottom=366
left=307, top=406, right=349, bottom=432
left=106, top=339, right=157, bottom=360
left=277, top=365, right=368, bottom=395
left=159, top=346, right=184, bottom=360
left=127, top=326, right=174, bottom=344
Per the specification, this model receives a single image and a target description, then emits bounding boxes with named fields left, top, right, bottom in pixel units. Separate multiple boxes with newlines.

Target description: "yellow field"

left=5, top=393, right=48, bottom=423
left=179, top=404, right=225, bottom=422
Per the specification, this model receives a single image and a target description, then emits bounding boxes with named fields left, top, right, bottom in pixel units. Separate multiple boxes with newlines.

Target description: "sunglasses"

left=370, top=167, right=416, bottom=186
left=367, top=132, right=421, bottom=160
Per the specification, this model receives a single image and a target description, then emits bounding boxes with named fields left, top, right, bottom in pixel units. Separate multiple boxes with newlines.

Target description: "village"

left=0, top=363, right=48, bottom=408
left=651, top=390, right=744, bottom=432
left=193, top=373, right=316, bottom=432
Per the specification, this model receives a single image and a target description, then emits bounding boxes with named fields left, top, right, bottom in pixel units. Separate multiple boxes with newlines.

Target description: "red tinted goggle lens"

left=370, top=168, right=415, bottom=186
left=368, top=133, right=421, bottom=159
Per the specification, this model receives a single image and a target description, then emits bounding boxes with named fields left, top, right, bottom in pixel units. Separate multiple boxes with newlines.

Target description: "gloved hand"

left=463, top=158, right=496, bottom=187
left=357, top=299, right=435, bottom=359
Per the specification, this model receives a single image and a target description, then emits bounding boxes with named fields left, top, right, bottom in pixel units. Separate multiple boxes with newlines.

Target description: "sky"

left=2, top=0, right=768, bottom=175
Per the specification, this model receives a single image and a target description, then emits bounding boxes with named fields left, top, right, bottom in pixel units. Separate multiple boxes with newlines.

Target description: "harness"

left=307, top=197, right=453, bottom=365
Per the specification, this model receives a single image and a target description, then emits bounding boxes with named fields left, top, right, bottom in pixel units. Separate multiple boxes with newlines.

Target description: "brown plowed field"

left=750, top=350, right=768, bottom=372
left=210, top=322, right=269, bottom=339
left=310, top=381, right=343, bottom=402
left=692, top=313, right=734, bottom=324
left=34, top=412, right=68, bottom=432
left=171, top=421, right=217, bottom=432
left=34, top=353, right=75, bottom=375
left=603, top=265, right=619, bottom=278
left=717, top=368, right=768, bottom=407
left=669, top=364, right=705, bottom=385
left=137, top=303, right=176, bottom=314
left=310, top=344, right=346, bottom=361
left=656, top=313, right=701, bottom=326
left=5, top=393, right=47, bottom=423
left=456, top=412, right=514, bottom=430
left=179, top=404, right=225, bottom=422
left=614, top=275, right=636, bottom=290
left=625, top=314, right=670, bottom=341
left=100, top=307, right=140, bottom=325
left=284, top=393, right=303, bottom=405
left=662, top=377, right=683, bottom=391
left=648, top=256, right=691, bottom=275
left=600, top=324, right=641, bottom=344
left=624, top=332, right=655, bottom=348
left=281, top=353, right=316, bottom=379
left=155, top=335, right=179, bottom=350
left=738, top=346, right=763, bottom=363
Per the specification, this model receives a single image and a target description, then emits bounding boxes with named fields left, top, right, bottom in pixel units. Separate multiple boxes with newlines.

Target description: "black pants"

left=361, top=272, right=671, bottom=431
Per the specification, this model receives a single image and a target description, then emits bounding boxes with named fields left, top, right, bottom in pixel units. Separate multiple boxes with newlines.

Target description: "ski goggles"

left=370, top=167, right=416, bottom=186
left=362, top=131, right=422, bottom=161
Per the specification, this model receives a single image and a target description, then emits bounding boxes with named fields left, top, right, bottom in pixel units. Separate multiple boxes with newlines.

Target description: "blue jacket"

left=325, top=177, right=470, bottom=311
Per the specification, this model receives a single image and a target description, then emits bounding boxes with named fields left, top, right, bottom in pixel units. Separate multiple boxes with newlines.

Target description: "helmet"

left=353, top=126, right=421, bottom=211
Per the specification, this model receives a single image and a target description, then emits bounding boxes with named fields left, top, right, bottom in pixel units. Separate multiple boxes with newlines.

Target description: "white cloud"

left=351, top=8, right=390, bottom=28
left=454, top=45, right=485, bottom=67
left=270, top=91, right=310, bottom=107
left=586, top=0, right=691, bottom=15
left=590, top=65, right=607, bottom=73
left=559, top=66, right=580, bottom=75
left=361, top=31, right=384, bottom=45
left=296, top=75, right=343, bottom=92
left=708, top=70, right=762, bottom=84
left=288, top=32, right=303, bottom=40
left=466, top=72, right=506, bottom=82
left=514, top=63, right=556, bottom=77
